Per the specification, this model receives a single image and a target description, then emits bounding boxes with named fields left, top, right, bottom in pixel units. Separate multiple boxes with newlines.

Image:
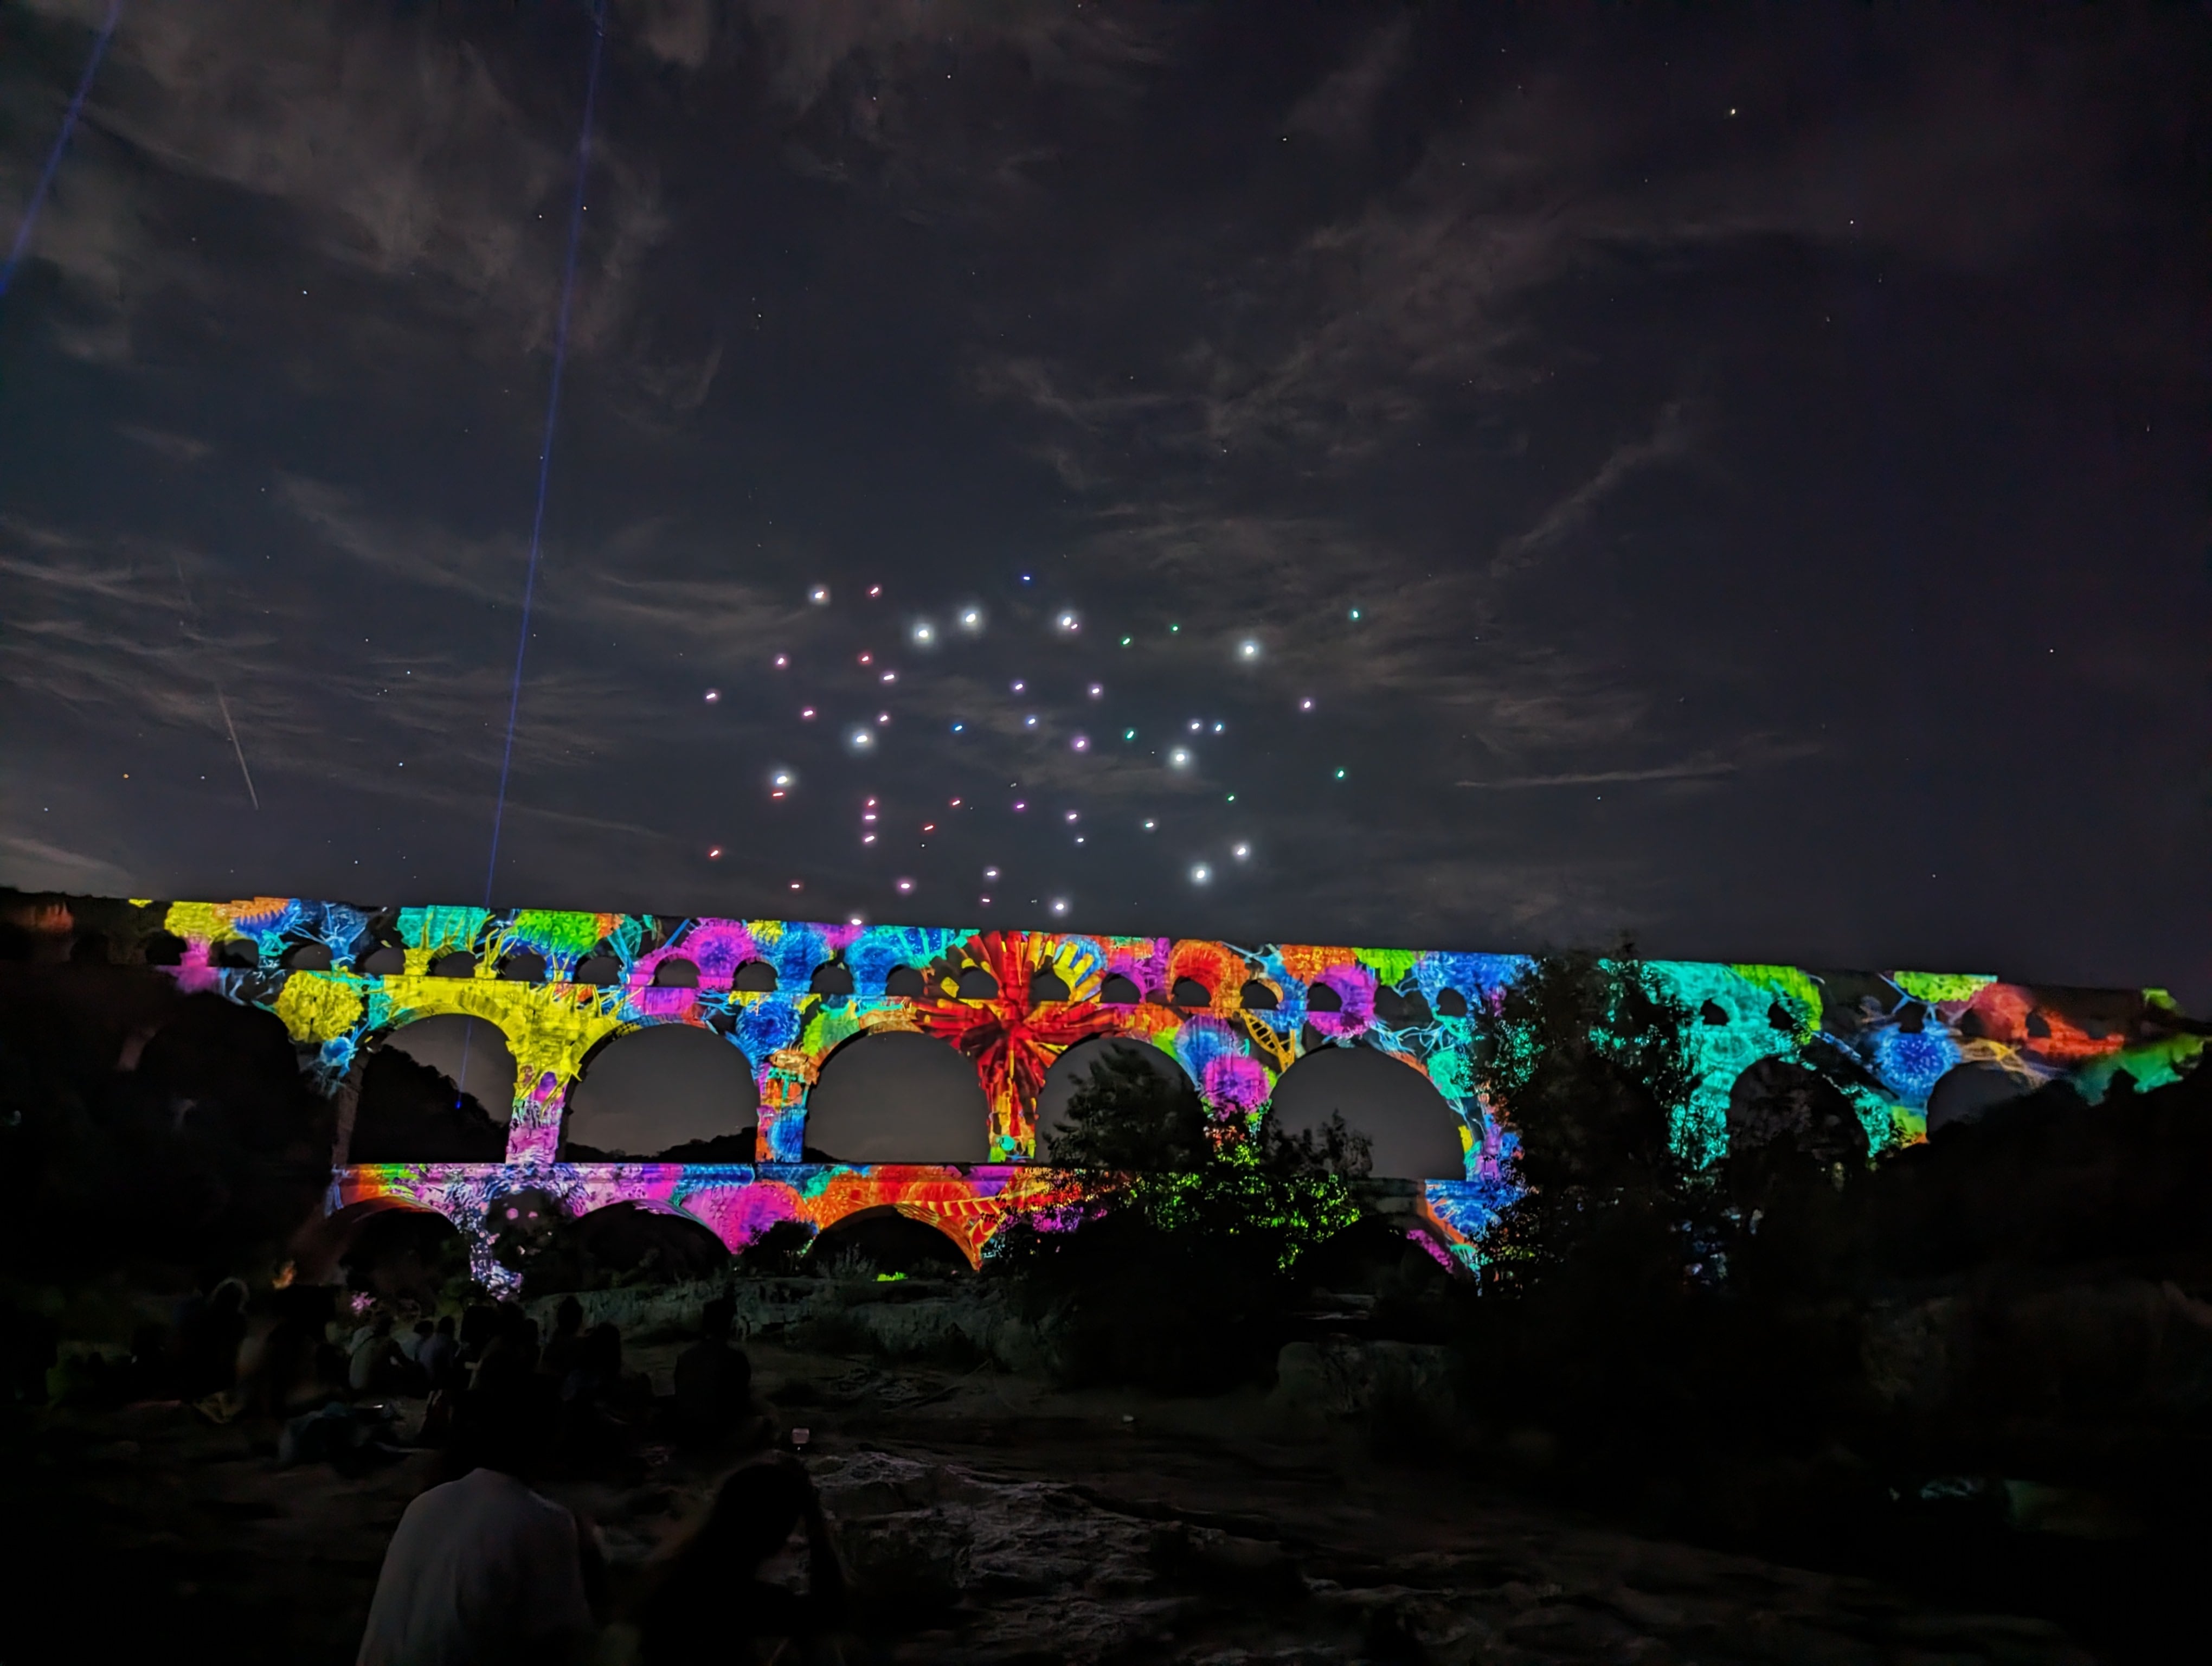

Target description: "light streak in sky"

left=0, top=0, right=123, bottom=308
left=483, top=0, right=606, bottom=907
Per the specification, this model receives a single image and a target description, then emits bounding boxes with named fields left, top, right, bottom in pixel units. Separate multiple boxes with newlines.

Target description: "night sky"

left=3, top=1, right=2207, bottom=1005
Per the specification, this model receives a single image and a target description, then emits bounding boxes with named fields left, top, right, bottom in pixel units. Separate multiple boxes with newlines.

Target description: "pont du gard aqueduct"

left=57, top=894, right=2207, bottom=1286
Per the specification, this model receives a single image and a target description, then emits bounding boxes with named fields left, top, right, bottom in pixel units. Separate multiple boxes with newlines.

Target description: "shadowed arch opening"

left=1172, top=977, right=1212, bottom=1008
left=1030, top=967, right=1071, bottom=1002
left=956, top=966, right=999, bottom=998
left=564, top=1024, right=759, bottom=1160
left=808, top=1206, right=972, bottom=1277
left=500, top=950, right=547, bottom=982
left=575, top=954, right=620, bottom=986
left=734, top=960, right=777, bottom=992
left=1099, top=973, right=1142, bottom=1005
left=1036, top=1037, right=1201, bottom=1159
left=653, top=957, right=700, bottom=988
left=1270, top=1045, right=1465, bottom=1180
left=350, top=1016, right=515, bottom=1162
left=1239, top=979, right=1278, bottom=1010
left=1927, top=1061, right=2031, bottom=1136
left=532, top=1203, right=732, bottom=1290
left=282, top=941, right=332, bottom=971
left=811, top=960, right=854, bottom=995
left=884, top=965, right=924, bottom=997
left=342, top=1207, right=467, bottom=1304
left=804, top=1031, right=991, bottom=1163
left=430, top=950, right=477, bottom=978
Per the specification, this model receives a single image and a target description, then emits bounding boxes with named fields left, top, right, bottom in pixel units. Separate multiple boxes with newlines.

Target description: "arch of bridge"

left=148, top=895, right=2203, bottom=1283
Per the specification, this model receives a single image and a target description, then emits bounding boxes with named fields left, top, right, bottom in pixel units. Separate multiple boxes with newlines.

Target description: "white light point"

left=1088, top=683, right=1103, bottom=699
left=1169, top=748, right=1191, bottom=768
left=1190, top=864, right=1211, bottom=885
left=1024, top=715, right=1038, bottom=728
left=773, top=655, right=788, bottom=669
left=1011, top=680, right=1025, bottom=693
left=1056, top=611, right=1079, bottom=633
left=789, top=881, right=802, bottom=890
left=704, top=689, right=721, bottom=703
left=1212, top=722, right=1224, bottom=734
left=1050, top=899, right=1069, bottom=915
left=1143, top=820, right=1156, bottom=831
left=809, top=586, right=831, bottom=605
left=869, top=585, right=882, bottom=598
left=1299, top=697, right=1314, bottom=712
left=1064, top=810, right=1079, bottom=823
left=1070, top=734, right=1089, bottom=752
left=877, top=712, right=890, bottom=725
left=708, top=847, right=724, bottom=860
left=1238, top=639, right=1260, bottom=660
left=880, top=671, right=897, bottom=684
left=911, top=621, right=937, bottom=648
left=800, top=707, right=816, bottom=720
left=983, top=867, right=1000, bottom=880
left=1233, top=843, right=1250, bottom=860
left=848, top=915, right=864, bottom=926
left=848, top=729, right=874, bottom=751
left=896, top=878, right=914, bottom=894
left=959, top=607, right=985, bottom=633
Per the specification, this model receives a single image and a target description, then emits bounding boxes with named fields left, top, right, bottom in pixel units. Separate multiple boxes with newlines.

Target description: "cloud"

left=1491, top=401, right=1694, bottom=574
left=114, top=424, right=215, bottom=463
left=0, top=832, right=136, bottom=894
left=1457, top=759, right=1736, bottom=791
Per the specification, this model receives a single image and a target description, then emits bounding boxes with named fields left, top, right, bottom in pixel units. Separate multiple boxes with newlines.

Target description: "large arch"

left=347, top=1017, right=516, bottom=1163
left=1926, top=1061, right=2034, bottom=1135
left=1269, top=1042, right=1466, bottom=1180
left=563, top=1023, right=759, bottom=1161
left=807, top=1206, right=973, bottom=1278
left=803, top=1031, right=991, bottom=1163
left=550, top=1202, right=732, bottom=1287
left=340, top=1206, right=468, bottom=1304
left=1034, top=1036, right=1202, bottom=1161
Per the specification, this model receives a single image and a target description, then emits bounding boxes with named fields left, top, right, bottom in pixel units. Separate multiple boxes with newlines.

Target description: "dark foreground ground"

left=5, top=1332, right=2170, bottom=1666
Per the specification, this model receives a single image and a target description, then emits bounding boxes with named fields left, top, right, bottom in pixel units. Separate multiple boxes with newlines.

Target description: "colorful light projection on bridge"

left=143, top=895, right=2202, bottom=1286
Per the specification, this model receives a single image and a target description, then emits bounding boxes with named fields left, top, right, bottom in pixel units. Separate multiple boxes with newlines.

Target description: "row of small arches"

left=172, top=932, right=1476, bottom=1019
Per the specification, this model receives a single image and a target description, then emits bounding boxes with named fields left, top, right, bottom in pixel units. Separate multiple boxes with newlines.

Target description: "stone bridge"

left=125, top=895, right=2202, bottom=1286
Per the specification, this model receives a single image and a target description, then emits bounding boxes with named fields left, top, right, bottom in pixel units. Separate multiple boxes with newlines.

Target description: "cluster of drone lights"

left=137, top=894, right=2202, bottom=1290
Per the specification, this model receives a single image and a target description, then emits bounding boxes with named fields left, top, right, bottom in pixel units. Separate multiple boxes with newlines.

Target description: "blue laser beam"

left=481, top=0, right=607, bottom=908
left=0, top=0, right=124, bottom=307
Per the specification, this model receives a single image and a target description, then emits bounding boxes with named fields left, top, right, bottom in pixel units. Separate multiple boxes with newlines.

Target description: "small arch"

left=349, top=1017, right=516, bottom=1162
left=1172, top=977, right=1212, bottom=1008
left=575, top=954, right=621, bottom=986
left=811, top=960, right=855, bottom=995
left=884, top=965, right=925, bottom=998
left=359, top=944, right=406, bottom=976
left=1373, top=986, right=1407, bottom=1023
left=1435, top=988, right=1468, bottom=1018
left=1099, top=973, right=1143, bottom=1005
left=282, top=941, right=333, bottom=972
left=1307, top=982, right=1343, bottom=1013
left=430, top=950, right=477, bottom=979
left=1270, top=1045, right=1464, bottom=1180
left=956, top=966, right=999, bottom=999
left=804, top=1031, right=991, bottom=1162
left=653, top=957, right=700, bottom=988
left=564, top=1024, right=758, bottom=1159
left=733, top=959, right=778, bottom=993
left=143, top=930, right=187, bottom=967
left=1700, top=999, right=1729, bottom=1026
left=1239, top=979, right=1278, bottom=1011
left=500, top=950, right=548, bottom=983
left=1029, top=967, right=1071, bottom=1003
left=808, top=1207, right=972, bottom=1278
left=211, top=939, right=259, bottom=970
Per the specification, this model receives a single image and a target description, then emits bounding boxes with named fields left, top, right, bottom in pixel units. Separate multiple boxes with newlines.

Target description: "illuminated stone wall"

left=127, top=895, right=2203, bottom=1285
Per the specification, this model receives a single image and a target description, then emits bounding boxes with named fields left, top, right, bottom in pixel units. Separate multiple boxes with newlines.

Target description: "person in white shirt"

left=357, top=1408, right=599, bottom=1666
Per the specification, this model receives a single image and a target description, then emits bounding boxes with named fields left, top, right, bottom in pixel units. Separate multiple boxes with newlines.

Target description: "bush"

left=992, top=1049, right=1371, bottom=1393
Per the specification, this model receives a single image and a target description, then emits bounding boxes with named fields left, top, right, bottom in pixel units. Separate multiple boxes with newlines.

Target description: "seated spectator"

left=357, top=1399, right=600, bottom=1665
left=671, top=1295, right=763, bottom=1446
left=631, top=1458, right=845, bottom=1663
left=349, top=1312, right=409, bottom=1396
left=540, top=1296, right=586, bottom=1382
left=417, top=1316, right=460, bottom=1394
left=177, top=1279, right=249, bottom=1400
left=470, top=1304, right=540, bottom=1404
left=399, top=1318, right=435, bottom=1364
